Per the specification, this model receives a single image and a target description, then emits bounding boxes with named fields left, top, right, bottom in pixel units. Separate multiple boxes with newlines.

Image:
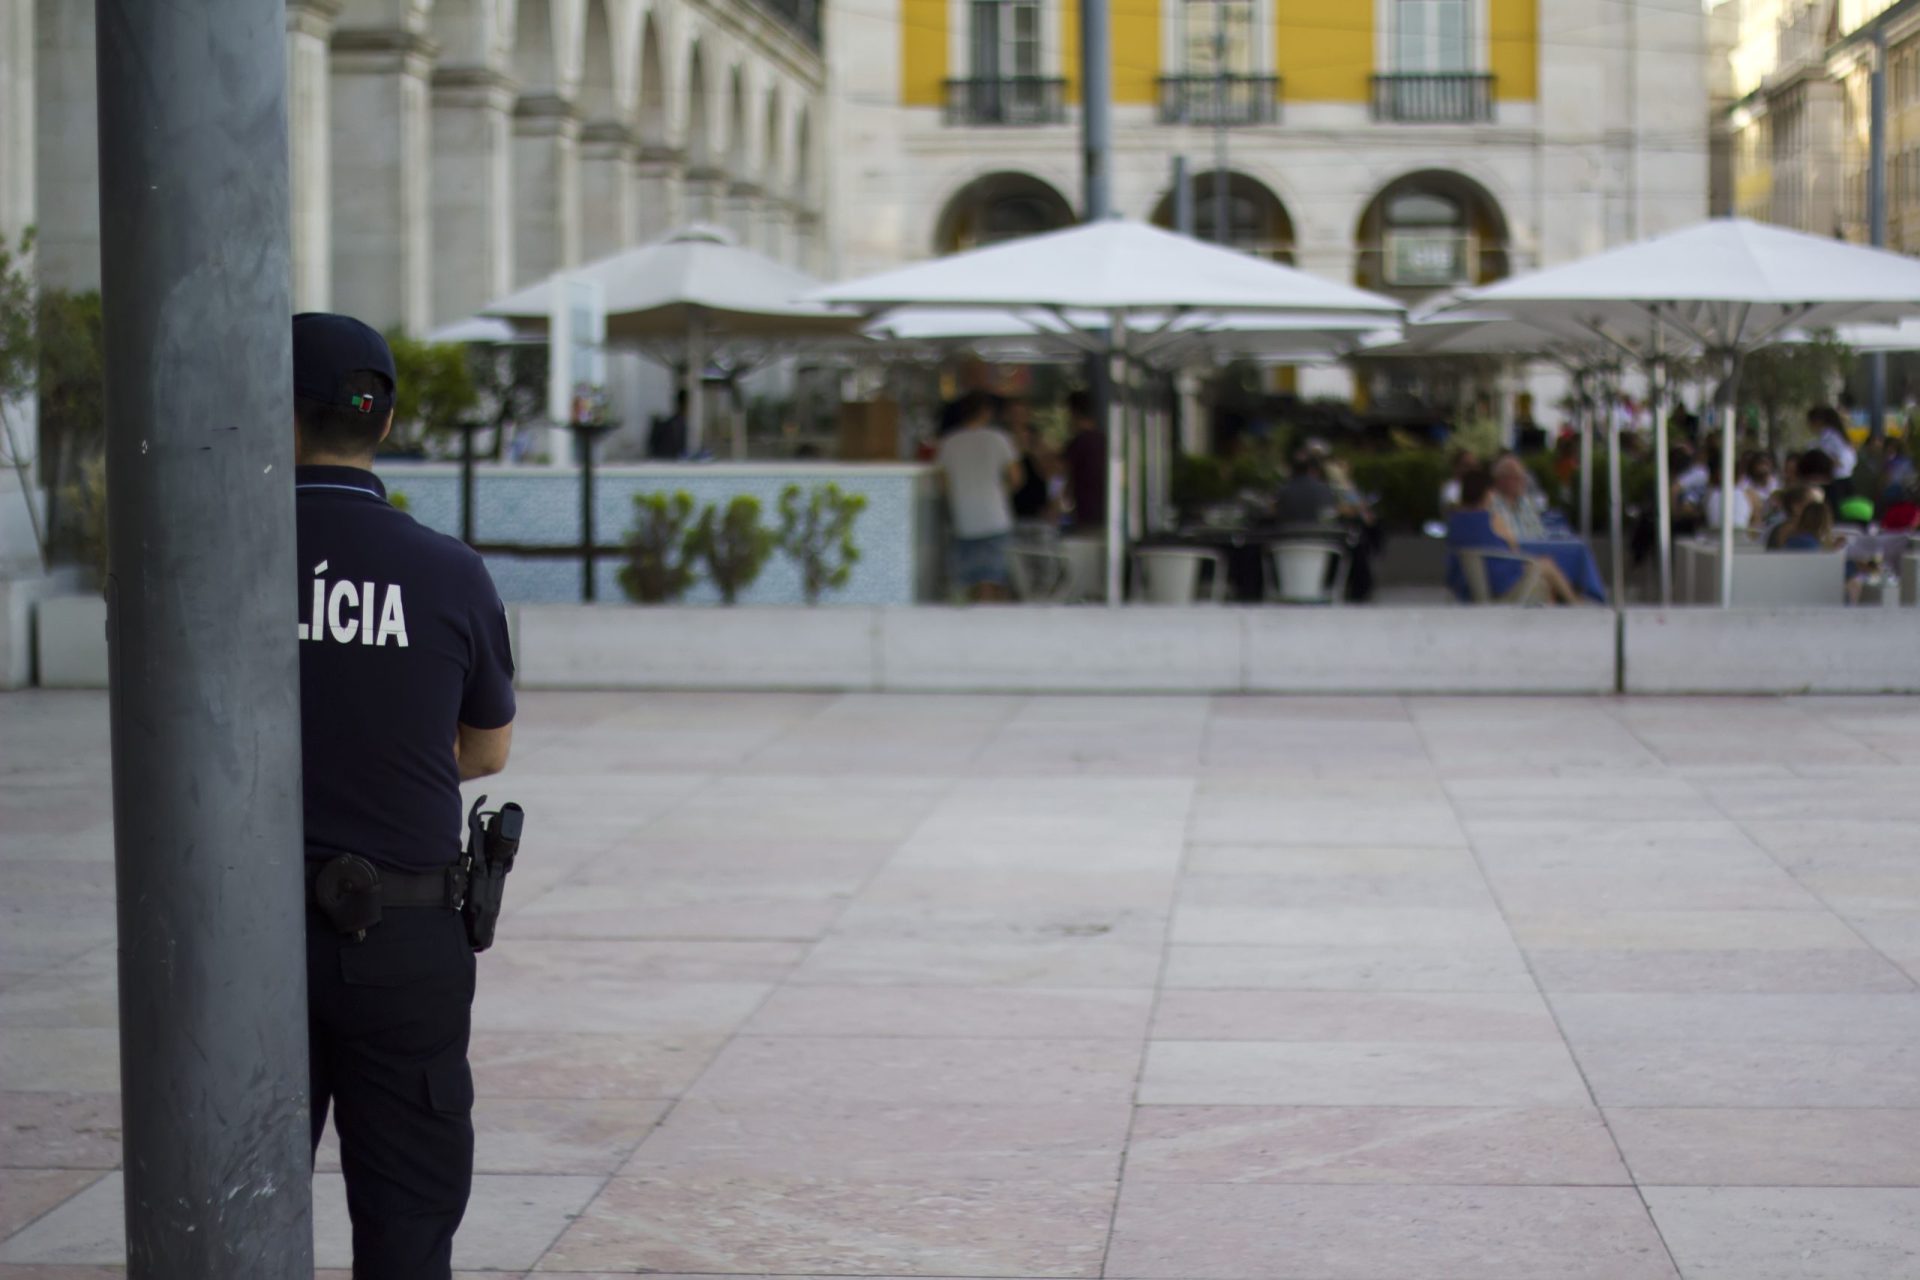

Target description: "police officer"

left=292, top=313, right=516, bottom=1279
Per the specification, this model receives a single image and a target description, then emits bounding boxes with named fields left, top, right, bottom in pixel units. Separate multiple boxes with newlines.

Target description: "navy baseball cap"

left=293, top=312, right=397, bottom=416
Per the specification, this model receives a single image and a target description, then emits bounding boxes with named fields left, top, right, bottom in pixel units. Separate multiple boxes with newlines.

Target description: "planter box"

left=1623, top=608, right=1920, bottom=694
left=35, top=592, right=109, bottom=689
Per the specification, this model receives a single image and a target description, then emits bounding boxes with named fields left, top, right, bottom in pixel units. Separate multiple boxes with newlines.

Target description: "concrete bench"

left=1676, top=540, right=1847, bottom=606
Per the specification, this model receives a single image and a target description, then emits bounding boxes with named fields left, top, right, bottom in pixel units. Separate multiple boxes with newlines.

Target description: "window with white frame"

left=1183, top=0, right=1256, bottom=76
left=970, top=0, right=1042, bottom=81
left=1394, top=0, right=1470, bottom=73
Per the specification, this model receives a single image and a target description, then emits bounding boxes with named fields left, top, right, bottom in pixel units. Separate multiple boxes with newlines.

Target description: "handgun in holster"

left=461, top=795, right=524, bottom=952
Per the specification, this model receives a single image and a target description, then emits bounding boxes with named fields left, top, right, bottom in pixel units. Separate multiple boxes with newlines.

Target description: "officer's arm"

left=455, top=721, right=512, bottom=780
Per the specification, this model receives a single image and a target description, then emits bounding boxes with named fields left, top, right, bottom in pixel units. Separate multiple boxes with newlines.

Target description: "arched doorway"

left=933, top=172, right=1075, bottom=254
left=511, top=0, right=556, bottom=95
left=1150, top=170, right=1294, bottom=262
left=1354, top=170, right=1510, bottom=298
left=578, top=0, right=617, bottom=120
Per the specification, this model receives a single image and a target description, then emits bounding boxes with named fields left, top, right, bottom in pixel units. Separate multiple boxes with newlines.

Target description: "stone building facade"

left=826, top=0, right=1709, bottom=400
left=13, top=0, right=828, bottom=331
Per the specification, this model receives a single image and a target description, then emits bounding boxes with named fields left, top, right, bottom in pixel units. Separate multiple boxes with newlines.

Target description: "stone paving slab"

left=6, top=690, right=1920, bottom=1278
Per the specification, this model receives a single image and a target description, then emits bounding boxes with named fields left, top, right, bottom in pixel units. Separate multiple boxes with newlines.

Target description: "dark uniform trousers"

left=308, top=902, right=476, bottom=1280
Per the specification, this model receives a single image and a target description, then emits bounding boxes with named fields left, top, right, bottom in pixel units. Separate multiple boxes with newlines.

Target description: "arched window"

left=1355, top=171, right=1509, bottom=295
left=934, top=173, right=1075, bottom=253
left=1151, top=171, right=1293, bottom=263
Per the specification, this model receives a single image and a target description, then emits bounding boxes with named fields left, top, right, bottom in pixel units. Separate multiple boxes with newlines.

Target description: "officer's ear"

left=379, top=409, right=394, bottom=446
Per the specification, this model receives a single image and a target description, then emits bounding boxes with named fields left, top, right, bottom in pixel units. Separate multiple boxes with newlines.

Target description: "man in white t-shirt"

left=934, top=391, right=1023, bottom=601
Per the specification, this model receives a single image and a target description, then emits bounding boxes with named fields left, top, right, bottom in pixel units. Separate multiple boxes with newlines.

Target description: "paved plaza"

left=5, top=689, right=1920, bottom=1278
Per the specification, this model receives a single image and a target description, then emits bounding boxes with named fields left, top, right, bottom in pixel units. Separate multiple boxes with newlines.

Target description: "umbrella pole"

left=685, top=319, right=705, bottom=458
left=1105, top=314, right=1128, bottom=606
left=1652, top=354, right=1673, bottom=606
left=1576, top=373, right=1593, bottom=544
left=1606, top=368, right=1626, bottom=608
left=1719, top=354, right=1740, bottom=608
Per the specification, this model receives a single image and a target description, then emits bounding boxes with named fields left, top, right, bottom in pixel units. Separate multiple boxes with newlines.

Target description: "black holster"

left=460, top=795, right=524, bottom=952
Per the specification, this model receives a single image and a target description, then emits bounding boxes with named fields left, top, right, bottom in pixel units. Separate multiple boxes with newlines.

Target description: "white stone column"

left=329, top=29, right=432, bottom=332
left=794, top=211, right=821, bottom=275
left=2, top=0, right=35, bottom=239
left=633, top=151, right=685, bottom=242
left=578, top=122, right=635, bottom=262
left=286, top=0, right=341, bottom=312
left=755, top=196, right=794, bottom=265
left=682, top=166, right=726, bottom=227
left=429, top=68, right=514, bottom=326
left=511, top=95, right=582, bottom=286
left=724, top=182, right=760, bottom=250
left=32, top=0, right=100, bottom=288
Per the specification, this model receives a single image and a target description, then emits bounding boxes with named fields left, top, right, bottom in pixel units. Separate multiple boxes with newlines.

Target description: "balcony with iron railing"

left=943, top=77, right=1069, bottom=126
left=1156, top=74, right=1282, bottom=126
left=1369, top=73, right=1495, bottom=124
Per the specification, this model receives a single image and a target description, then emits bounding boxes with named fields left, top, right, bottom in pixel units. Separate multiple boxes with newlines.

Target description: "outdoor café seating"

left=1132, top=548, right=1229, bottom=604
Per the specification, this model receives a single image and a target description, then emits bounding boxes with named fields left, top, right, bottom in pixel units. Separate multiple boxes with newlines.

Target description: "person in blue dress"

left=1447, top=467, right=1585, bottom=604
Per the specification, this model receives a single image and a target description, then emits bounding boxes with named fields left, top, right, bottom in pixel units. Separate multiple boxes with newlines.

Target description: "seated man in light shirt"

left=1490, top=454, right=1547, bottom=542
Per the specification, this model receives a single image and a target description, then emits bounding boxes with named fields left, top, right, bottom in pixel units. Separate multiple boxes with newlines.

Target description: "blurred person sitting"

left=1004, top=399, right=1053, bottom=527
left=1760, top=484, right=1819, bottom=550
left=1439, top=450, right=1480, bottom=515
left=1704, top=460, right=1752, bottom=533
left=1490, top=454, right=1547, bottom=541
left=1773, top=499, right=1839, bottom=552
left=1447, top=468, right=1584, bottom=605
left=1273, top=448, right=1342, bottom=526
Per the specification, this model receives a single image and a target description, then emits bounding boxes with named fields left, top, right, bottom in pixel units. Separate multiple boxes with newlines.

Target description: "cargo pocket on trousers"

left=424, top=1054, right=474, bottom=1117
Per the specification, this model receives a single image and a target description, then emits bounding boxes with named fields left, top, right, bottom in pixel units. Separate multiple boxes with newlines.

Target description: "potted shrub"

left=617, top=491, right=698, bottom=604
left=688, top=495, right=776, bottom=604
left=776, top=482, right=867, bottom=604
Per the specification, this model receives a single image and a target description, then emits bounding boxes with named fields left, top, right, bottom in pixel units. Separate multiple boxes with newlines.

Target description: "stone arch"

left=1353, top=169, right=1511, bottom=297
left=684, top=40, right=711, bottom=166
left=794, top=104, right=813, bottom=205
left=637, top=10, right=669, bottom=146
left=763, top=84, right=784, bottom=192
left=512, top=0, right=559, bottom=93
left=933, top=171, right=1075, bottom=254
left=726, top=65, right=750, bottom=179
left=579, top=0, right=618, bottom=119
left=1150, top=170, right=1294, bottom=263
left=428, top=0, right=501, bottom=66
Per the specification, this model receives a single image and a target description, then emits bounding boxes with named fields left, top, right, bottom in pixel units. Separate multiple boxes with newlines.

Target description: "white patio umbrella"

left=1835, top=318, right=1920, bottom=353
left=808, top=220, right=1406, bottom=603
left=864, top=306, right=1390, bottom=367
left=481, top=226, right=862, bottom=457
left=426, top=315, right=523, bottom=345
left=1440, top=218, right=1920, bottom=606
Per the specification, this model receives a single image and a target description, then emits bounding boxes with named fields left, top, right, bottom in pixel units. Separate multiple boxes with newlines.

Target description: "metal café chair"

left=1009, top=541, right=1074, bottom=602
left=1263, top=532, right=1351, bottom=606
left=1455, top=548, right=1550, bottom=605
left=1132, top=548, right=1229, bottom=604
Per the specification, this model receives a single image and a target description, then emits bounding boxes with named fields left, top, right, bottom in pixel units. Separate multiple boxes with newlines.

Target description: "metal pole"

left=1719, top=354, right=1741, bottom=607
left=1080, top=0, right=1112, bottom=220
left=1606, top=370, right=1626, bottom=608
left=579, top=426, right=598, bottom=601
left=1651, top=353, right=1673, bottom=606
left=1173, top=155, right=1195, bottom=236
left=684, top=317, right=706, bottom=457
left=1869, top=25, right=1889, bottom=443
left=1213, top=11, right=1229, bottom=244
left=1105, top=313, right=1129, bottom=604
left=460, top=424, right=477, bottom=546
left=95, top=1, right=313, bottom=1275
left=1576, top=373, right=1593, bottom=543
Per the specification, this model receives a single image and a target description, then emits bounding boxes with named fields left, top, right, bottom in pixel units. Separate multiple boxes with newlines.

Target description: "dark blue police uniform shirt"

left=296, top=465, right=515, bottom=870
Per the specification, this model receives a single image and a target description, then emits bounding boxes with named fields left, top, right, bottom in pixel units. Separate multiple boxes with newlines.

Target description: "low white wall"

left=34, top=592, right=108, bottom=689
left=514, top=604, right=1622, bottom=695
left=1624, top=609, right=1920, bottom=694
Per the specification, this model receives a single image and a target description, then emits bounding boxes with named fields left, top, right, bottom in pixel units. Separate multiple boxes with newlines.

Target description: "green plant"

left=1344, top=451, right=1452, bottom=528
left=386, top=489, right=411, bottom=513
left=1171, top=454, right=1234, bottom=510
left=0, top=228, right=42, bottom=561
left=58, top=454, right=108, bottom=588
left=38, top=287, right=105, bottom=572
left=384, top=330, right=480, bottom=448
left=617, top=491, right=698, bottom=604
left=777, top=482, right=867, bottom=603
left=1740, top=337, right=1850, bottom=451
left=689, top=495, right=776, bottom=604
